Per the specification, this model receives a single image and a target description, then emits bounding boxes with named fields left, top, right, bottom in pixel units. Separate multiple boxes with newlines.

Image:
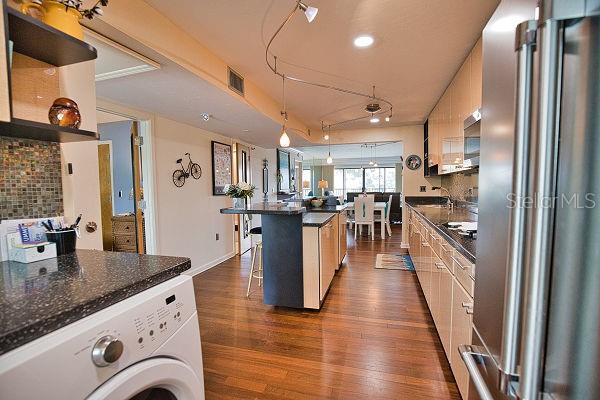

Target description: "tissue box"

left=7, top=233, right=57, bottom=263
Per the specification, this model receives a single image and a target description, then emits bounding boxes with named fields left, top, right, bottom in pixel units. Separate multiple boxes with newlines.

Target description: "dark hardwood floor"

left=193, top=224, right=460, bottom=399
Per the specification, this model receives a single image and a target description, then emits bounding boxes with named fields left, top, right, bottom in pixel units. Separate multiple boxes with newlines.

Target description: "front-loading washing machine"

left=0, top=274, right=205, bottom=400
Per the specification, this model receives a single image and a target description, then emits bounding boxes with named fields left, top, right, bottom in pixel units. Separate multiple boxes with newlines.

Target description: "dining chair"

left=353, top=195, right=375, bottom=240
left=375, top=194, right=393, bottom=237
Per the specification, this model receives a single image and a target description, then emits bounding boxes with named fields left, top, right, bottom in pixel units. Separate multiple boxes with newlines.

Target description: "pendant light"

left=373, top=144, right=378, bottom=167
left=279, top=76, right=290, bottom=147
left=326, top=126, right=333, bottom=164
left=368, top=144, right=374, bottom=165
left=298, top=1, right=318, bottom=23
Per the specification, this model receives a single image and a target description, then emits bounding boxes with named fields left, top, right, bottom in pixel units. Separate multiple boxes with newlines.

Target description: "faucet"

left=432, top=186, right=453, bottom=211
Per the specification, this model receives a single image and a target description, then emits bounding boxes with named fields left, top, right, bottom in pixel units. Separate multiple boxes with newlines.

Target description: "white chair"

left=354, top=195, right=375, bottom=240
left=375, top=194, right=393, bottom=237
left=246, top=227, right=263, bottom=298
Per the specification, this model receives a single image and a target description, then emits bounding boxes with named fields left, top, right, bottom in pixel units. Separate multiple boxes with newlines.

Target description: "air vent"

left=228, top=67, right=245, bottom=96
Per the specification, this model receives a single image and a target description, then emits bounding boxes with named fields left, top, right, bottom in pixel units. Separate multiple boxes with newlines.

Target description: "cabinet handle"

left=421, top=242, right=430, bottom=247
left=462, top=302, right=474, bottom=308
left=466, top=308, right=474, bottom=315
left=452, top=255, right=471, bottom=270
left=435, top=262, right=444, bottom=269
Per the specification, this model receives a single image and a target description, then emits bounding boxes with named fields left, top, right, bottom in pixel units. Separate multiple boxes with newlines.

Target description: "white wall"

left=153, top=116, right=237, bottom=274
left=60, top=61, right=103, bottom=250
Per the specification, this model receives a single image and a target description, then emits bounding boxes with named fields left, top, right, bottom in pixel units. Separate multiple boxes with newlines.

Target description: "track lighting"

left=298, top=1, right=318, bottom=23
left=324, top=134, right=329, bottom=140
left=385, top=116, right=390, bottom=122
left=370, top=116, right=380, bottom=124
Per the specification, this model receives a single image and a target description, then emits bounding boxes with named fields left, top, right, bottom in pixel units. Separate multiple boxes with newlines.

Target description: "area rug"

left=375, top=254, right=415, bottom=271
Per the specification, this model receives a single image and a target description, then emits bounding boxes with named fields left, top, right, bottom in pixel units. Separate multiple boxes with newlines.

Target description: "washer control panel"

left=80, top=275, right=195, bottom=368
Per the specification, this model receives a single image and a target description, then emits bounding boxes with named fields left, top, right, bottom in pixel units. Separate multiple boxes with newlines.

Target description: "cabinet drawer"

left=113, top=234, right=136, bottom=250
left=452, top=252, right=475, bottom=297
left=113, top=221, right=135, bottom=234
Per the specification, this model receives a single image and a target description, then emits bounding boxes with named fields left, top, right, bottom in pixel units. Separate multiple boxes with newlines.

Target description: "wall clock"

left=406, top=155, right=422, bottom=170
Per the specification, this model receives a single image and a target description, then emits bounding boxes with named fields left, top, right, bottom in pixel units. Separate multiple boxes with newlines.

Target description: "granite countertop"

left=406, top=200, right=477, bottom=263
left=0, top=250, right=190, bottom=356
left=302, top=212, right=336, bottom=227
left=306, top=204, right=349, bottom=213
left=221, top=202, right=305, bottom=215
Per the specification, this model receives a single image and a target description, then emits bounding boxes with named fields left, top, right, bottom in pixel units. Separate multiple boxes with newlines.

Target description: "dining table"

left=346, top=201, right=388, bottom=239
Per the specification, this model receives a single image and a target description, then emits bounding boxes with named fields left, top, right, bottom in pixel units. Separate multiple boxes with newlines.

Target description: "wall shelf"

left=7, top=8, right=97, bottom=67
left=0, top=118, right=99, bottom=142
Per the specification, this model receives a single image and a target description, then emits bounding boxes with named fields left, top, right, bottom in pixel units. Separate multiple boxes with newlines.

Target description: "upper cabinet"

left=426, top=37, right=482, bottom=175
left=470, top=38, right=483, bottom=113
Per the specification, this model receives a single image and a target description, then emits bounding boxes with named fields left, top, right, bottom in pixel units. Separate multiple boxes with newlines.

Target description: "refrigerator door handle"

left=498, top=19, right=538, bottom=395
left=520, top=16, right=562, bottom=400
left=459, top=345, right=495, bottom=400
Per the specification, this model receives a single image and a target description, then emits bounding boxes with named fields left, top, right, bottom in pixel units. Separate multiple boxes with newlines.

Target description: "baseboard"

left=401, top=242, right=410, bottom=249
left=185, top=251, right=236, bottom=276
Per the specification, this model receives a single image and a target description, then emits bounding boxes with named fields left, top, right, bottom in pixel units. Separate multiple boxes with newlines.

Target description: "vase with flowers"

left=225, top=182, right=255, bottom=209
left=21, top=0, right=109, bottom=40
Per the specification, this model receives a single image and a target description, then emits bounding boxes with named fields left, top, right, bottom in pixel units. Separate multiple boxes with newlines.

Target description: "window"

left=334, top=169, right=344, bottom=197
left=334, top=167, right=397, bottom=198
left=302, top=169, right=312, bottom=196
left=385, top=168, right=396, bottom=192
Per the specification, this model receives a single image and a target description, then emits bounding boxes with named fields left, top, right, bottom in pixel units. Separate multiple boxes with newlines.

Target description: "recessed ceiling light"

left=354, top=35, right=374, bottom=48
left=201, top=113, right=210, bottom=121
left=370, top=116, right=380, bottom=124
left=243, top=129, right=250, bottom=132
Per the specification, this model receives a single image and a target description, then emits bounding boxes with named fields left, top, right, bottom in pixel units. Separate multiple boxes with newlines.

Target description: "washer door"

left=87, top=358, right=204, bottom=400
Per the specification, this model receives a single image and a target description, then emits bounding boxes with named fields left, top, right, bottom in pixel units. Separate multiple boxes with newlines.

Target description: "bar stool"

left=246, top=226, right=263, bottom=298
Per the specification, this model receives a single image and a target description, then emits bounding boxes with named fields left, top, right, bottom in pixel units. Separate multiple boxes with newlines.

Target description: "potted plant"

left=225, top=182, right=256, bottom=209
left=21, top=0, right=109, bottom=40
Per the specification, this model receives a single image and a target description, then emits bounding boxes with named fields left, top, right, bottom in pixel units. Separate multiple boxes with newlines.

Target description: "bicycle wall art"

left=172, top=153, right=202, bottom=187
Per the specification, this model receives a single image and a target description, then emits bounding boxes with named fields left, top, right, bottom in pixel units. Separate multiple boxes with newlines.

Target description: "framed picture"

left=211, top=141, right=232, bottom=195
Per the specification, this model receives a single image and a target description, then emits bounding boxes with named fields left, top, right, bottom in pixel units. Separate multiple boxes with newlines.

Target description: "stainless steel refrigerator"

left=459, top=0, right=600, bottom=399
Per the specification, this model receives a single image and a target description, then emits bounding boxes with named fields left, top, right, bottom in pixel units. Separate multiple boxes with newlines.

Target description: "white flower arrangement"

left=225, top=182, right=256, bottom=198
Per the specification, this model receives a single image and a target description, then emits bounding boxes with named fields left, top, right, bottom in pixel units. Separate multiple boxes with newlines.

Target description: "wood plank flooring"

left=193, top=224, right=460, bottom=399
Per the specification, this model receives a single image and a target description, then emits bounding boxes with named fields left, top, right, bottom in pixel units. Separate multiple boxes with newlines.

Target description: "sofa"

left=346, top=192, right=402, bottom=223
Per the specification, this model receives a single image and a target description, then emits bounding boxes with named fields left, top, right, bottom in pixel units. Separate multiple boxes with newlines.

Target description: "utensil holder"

left=46, top=229, right=77, bottom=255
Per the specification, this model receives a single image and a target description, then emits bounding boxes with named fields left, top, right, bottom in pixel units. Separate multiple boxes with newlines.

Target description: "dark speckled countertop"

left=0, top=250, right=190, bottom=355
left=221, top=202, right=305, bottom=215
left=406, top=200, right=478, bottom=263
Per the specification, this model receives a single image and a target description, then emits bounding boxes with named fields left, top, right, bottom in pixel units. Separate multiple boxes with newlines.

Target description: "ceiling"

left=90, top=21, right=309, bottom=148
left=143, top=0, right=499, bottom=130
left=299, top=142, right=403, bottom=167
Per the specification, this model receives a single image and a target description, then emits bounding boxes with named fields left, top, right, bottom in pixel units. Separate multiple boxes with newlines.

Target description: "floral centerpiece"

left=225, top=182, right=256, bottom=208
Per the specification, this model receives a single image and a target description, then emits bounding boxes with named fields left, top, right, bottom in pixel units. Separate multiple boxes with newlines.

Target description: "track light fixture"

left=265, top=1, right=393, bottom=130
left=298, top=1, right=318, bottom=23
left=326, top=126, right=333, bottom=164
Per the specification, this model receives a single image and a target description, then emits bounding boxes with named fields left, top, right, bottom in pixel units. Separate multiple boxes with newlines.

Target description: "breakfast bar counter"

left=221, top=203, right=345, bottom=309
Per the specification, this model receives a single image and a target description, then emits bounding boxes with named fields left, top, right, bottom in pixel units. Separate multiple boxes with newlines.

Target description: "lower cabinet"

left=320, top=219, right=337, bottom=301
left=338, top=212, right=347, bottom=267
left=408, top=208, right=473, bottom=400
left=451, top=278, right=473, bottom=399
left=302, top=218, right=338, bottom=309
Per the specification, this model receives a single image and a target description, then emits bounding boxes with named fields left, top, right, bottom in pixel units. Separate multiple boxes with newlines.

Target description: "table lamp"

left=318, top=179, right=328, bottom=197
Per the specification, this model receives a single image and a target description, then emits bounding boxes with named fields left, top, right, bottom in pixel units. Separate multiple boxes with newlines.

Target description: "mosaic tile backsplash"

left=441, top=171, right=479, bottom=204
left=0, top=136, right=64, bottom=220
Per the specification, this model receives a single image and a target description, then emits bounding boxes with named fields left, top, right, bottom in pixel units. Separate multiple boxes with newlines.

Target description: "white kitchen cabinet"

left=338, top=212, right=347, bottom=268
left=320, top=218, right=337, bottom=300
left=438, top=263, right=454, bottom=356
left=450, top=277, right=473, bottom=400
left=430, top=252, right=443, bottom=325
left=419, top=230, right=432, bottom=307
left=302, top=217, right=338, bottom=309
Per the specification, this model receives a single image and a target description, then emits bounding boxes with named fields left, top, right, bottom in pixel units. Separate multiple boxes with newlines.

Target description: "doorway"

left=96, top=111, right=156, bottom=254
left=234, top=143, right=253, bottom=255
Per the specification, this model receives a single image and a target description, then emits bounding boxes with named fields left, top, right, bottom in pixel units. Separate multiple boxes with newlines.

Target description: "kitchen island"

left=221, top=203, right=348, bottom=309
